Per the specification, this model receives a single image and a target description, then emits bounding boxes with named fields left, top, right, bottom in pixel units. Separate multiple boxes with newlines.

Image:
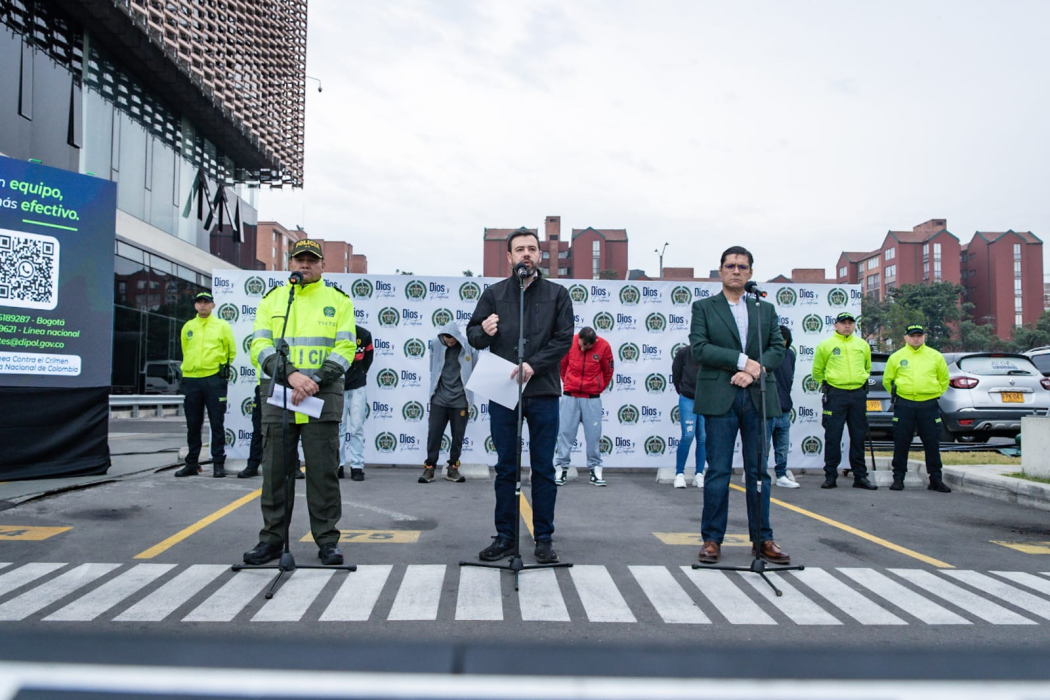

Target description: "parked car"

left=1024, top=346, right=1050, bottom=377
left=141, top=360, right=182, bottom=394
left=866, top=352, right=893, bottom=439
left=938, top=352, right=1050, bottom=442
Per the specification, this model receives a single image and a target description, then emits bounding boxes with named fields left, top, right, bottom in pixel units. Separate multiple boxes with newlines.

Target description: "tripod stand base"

left=460, top=556, right=573, bottom=592
left=693, top=557, right=805, bottom=596
left=232, top=552, right=356, bottom=599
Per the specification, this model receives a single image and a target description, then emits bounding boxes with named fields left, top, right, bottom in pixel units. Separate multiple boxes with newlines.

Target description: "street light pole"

left=655, top=242, right=668, bottom=279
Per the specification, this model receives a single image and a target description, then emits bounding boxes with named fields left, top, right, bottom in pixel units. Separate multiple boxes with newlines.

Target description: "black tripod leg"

left=758, top=570, right=782, bottom=597
left=265, top=569, right=288, bottom=600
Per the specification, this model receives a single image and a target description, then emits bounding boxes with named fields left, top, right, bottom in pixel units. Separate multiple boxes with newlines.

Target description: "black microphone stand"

left=232, top=276, right=355, bottom=599
left=693, top=285, right=804, bottom=596
left=460, top=268, right=573, bottom=591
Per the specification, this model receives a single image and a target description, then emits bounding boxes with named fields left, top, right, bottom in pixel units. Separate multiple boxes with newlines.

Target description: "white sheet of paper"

left=266, top=385, right=324, bottom=419
left=466, top=351, right=529, bottom=409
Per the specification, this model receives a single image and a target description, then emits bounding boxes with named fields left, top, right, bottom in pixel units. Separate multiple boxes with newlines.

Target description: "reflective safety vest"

left=180, top=315, right=236, bottom=378
left=812, top=331, right=871, bottom=390
left=883, top=344, right=949, bottom=401
left=250, top=279, right=355, bottom=422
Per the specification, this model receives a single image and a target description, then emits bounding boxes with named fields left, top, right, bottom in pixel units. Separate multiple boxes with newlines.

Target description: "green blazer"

left=689, top=291, right=785, bottom=417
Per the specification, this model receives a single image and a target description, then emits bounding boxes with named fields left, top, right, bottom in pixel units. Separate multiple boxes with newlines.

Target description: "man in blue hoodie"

left=420, top=322, right=478, bottom=483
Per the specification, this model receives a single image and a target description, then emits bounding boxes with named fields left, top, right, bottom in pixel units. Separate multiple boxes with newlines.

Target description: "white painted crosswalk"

left=0, top=562, right=1048, bottom=626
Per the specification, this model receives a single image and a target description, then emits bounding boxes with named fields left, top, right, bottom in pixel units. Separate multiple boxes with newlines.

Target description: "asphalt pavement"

left=2, top=418, right=1050, bottom=650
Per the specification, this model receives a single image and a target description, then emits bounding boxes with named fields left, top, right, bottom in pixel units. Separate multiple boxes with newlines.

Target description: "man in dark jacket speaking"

left=467, top=229, right=574, bottom=565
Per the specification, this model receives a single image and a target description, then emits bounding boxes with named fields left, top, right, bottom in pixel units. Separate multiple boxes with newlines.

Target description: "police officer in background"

left=243, top=239, right=356, bottom=567
left=883, top=324, right=951, bottom=493
left=812, top=310, right=877, bottom=490
left=176, top=291, right=236, bottom=478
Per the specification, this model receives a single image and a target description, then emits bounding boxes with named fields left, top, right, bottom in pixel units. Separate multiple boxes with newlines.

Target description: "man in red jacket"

left=555, top=327, right=614, bottom=486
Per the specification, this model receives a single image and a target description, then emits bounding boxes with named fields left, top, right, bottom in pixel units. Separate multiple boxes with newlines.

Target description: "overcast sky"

left=258, top=1, right=1050, bottom=280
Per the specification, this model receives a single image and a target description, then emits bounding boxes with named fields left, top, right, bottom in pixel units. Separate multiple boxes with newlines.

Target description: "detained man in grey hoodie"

left=420, top=322, right=478, bottom=483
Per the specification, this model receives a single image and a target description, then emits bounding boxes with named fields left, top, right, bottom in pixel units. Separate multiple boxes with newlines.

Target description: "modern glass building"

left=0, top=0, right=308, bottom=392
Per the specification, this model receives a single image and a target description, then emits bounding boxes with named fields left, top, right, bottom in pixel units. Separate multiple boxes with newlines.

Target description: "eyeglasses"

left=723, top=264, right=751, bottom=272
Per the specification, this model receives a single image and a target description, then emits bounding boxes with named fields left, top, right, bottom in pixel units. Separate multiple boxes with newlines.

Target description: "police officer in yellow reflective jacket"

left=883, top=324, right=951, bottom=493
left=176, top=291, right=236, bottom=478
left=812, top=310, right=877, bottom=490
left=243, top=239, right=356, bottom=567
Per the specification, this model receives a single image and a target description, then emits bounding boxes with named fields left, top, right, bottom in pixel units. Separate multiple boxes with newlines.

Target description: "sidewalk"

left=4, top=423, right=1050, bottom=513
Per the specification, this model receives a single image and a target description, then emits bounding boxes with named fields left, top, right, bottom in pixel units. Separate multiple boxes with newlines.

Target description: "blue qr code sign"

left=0, top=228, right=61, bottom=311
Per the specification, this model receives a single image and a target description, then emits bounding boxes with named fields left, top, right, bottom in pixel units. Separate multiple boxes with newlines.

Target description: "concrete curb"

left=943, top=464, right=1050, bottom=512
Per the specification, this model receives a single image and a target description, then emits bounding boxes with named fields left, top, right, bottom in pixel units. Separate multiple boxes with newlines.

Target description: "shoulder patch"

left=328, top=283, right=349, bottom=298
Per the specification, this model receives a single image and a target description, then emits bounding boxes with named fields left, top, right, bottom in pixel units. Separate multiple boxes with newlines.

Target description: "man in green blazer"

left=690, top=246, right=789, bottom=566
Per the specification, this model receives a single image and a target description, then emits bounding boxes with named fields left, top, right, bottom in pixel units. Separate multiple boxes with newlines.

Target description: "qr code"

left=0, top=228, right=61, bottom=311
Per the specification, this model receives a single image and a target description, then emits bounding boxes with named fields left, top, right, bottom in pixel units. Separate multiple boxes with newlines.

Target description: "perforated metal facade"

left=116, top=0, right=308, bottom=187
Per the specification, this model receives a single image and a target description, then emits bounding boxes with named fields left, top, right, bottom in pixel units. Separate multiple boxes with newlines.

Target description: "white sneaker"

left=776, top=475, right=800, bottom=488
left=785, top=470, right=797, bottom=483
left=589, top=470, right=607, bottom=487
left=693, top=472, right=705, bottom=489
left=673, top=473, right=686, bottom=489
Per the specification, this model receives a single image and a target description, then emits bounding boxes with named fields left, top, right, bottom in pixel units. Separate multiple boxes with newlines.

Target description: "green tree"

left=860, top=294, right=892, bottom=350
left=462, top=269, right=474, bottom=277
left=598, top=269, right=619, bottom=280
left=882, top=282, right=968, bottom=350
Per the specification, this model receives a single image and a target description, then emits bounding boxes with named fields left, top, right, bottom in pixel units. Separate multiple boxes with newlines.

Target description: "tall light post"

left=655, top=242, right=669, bottom=279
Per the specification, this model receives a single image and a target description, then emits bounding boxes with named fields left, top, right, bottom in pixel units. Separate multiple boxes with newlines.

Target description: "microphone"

left=288, top=271, right=304, bottom=286
left=744, top=281, right=767, bottom=298
left=514, top=262, right=532, bottom=278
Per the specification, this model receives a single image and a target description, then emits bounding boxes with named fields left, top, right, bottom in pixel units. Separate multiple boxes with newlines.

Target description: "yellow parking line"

left=518, top=492, right=535, bottom=539
left=134, top=488, right=262, bottom=559
left=729, top=483, right=954, bottom=569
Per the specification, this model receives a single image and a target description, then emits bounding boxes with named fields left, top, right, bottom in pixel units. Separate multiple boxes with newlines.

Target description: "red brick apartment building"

left=256, top=221, right=368, bottom=274
left=483, top=216, right=629, bottom=279
left=834, top=219, right=1042, bottom=339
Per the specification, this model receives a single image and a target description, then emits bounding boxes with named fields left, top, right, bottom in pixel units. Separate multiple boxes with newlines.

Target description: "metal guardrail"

left=109, top=394, right=184, bottom=417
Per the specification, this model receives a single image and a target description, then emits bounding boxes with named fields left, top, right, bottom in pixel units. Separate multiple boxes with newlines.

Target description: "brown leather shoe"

left=697, top=540, right=721, bottom=564
left=752, top=540, right=791, bottom=565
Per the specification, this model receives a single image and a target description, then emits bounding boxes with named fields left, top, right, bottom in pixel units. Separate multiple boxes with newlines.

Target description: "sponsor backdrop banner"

left=212, top=272, right=861, bottom=470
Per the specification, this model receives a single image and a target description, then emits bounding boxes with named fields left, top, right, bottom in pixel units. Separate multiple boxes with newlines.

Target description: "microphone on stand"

left=513, top=262, right=532, bottom=279
left=288, top=271, right=304, bottom=286
left=744, top=281, right=767, bottom=298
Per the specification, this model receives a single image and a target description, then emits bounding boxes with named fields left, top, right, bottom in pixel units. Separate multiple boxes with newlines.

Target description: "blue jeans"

left=675, top=395, right=706, bottom=475
left=338, top=387, right=367, bottom=470
left=701, top=388, right=773, bottom=544
left=555, top=396, right=603, bottom=469
left=770, top=413, right=791, bottom=478
left=489, top=396, right=559, bottom=542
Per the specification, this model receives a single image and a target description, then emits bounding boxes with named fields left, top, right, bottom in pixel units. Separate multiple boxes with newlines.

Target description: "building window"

left=593, top=241, right=601, bottom=254
left=1014, top=243, right=1022, bottom=260
left=593, top=258, right=600, bottom=277
left=867, top=273, right=879, bottom=289
left=558, top=251, right=568, bottom=259
left=866, top=257, right=878, bottom=270
left=1015, top=261, right=1022, bottom=276
left=1016, top=314, right=1023, bottom=326
left=1015, top=279, right=1022, bottom=293
left=922, top=244, right=929, bottom=262
left=1015, top=296, right=1023, bottom=312
left=934, top=260, right=941, bottom=280
left=885, top=265, right=896, bottom=279
left=558, top=267, right=568, bottom=276
left=884, top=247, right=895, bottom=261
left=838, top=265, right=847, bottom=278
left=272, top=246, right=276, bottom=259
left=542, top=251, right=550, bottom=259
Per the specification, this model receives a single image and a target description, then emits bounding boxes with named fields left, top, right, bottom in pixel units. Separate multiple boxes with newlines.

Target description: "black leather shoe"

left=820, top=476, right=837, bottom=489
left=337, top=466, right=345, bottom=479
left=889, top=479, right=905, bottom=491
left=213, top=465, right=226, bottom=478
left=295, top=468, right=305, bottom=480
left=853, top=478, right=878, bottom=490
left=479, top=536, right=515, bottom=561
left=174, top=464, right=201, bottom=477
left=243, top=541, right=282, bottom=565
left=237, top=465, right=259, bottom=478
left=928, top=480, right=952, bottom=493
left=351, top=469, right=365, bottom=481
left=534, top=540, right=559, bottom=564
left=318, top=543, right=344, bottom=565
